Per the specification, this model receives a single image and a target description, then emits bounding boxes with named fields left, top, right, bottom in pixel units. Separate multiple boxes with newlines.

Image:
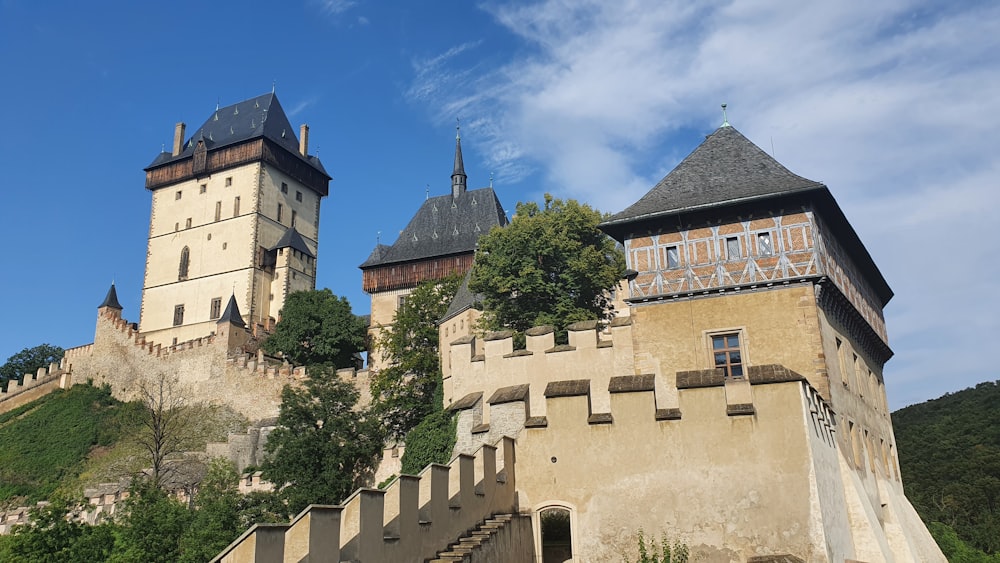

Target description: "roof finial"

left=426, top=184, right=430, bottom=200
left=376, top=231, right=381, bottom=246
left=161, top=143, right=165, bottom=153
left=489, top=171, right=494, bottom=188
left=721, top=103, right=730, bottom=127
left=216, top=98, right=220, bottom=111
left=272, top=80, right=276, bottom=94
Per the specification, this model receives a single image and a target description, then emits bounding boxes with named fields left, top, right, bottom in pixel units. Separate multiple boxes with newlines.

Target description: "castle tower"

left=598, top=120, right=898, bottom=479
left=140, top=94, right=330, bottom=344
left=360, top=127, right=506, bottom=370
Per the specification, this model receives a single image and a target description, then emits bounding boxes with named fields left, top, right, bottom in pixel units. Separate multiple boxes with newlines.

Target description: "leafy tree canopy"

left=262, top=367, right=384, bottom=514
left=0, top=344, right=64, bottom=387
left=469, top=195, right=625, bottom=334
left=373, top=274, right=461, bottom=440
left=894, top=380, right=1000, bottom=554
left=262, top=289, right=367, bottom=368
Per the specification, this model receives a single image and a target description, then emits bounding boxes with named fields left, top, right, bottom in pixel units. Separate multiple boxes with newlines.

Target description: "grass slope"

left=0, top=384, right=125, bottom=506
left=893, top=380, right=1000, bottom=555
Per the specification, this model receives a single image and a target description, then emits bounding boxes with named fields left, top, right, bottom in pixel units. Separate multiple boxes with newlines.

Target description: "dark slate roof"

left=217, top=295, right=246, bottom=328
left=359, top=187, right=507, bottom=268
left=145, top=93, right=328, bottom=177
left=441, top=269, right=480, bottom=323
left=270, top=227, right=315, bottom=258
left=98, top=283, right=123, bottom=310
left=602, top=125, right=823, bottom=227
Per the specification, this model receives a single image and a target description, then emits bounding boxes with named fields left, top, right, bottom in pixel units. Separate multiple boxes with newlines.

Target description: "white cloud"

left=408, top=0, right=1000, bottom=406
left=313, top=0, right=357, bottom=16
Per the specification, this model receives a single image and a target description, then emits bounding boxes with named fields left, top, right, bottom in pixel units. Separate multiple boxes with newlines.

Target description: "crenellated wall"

left=0, top=361, right=72, bottom=415
left=213, top=436, right=521, bottom=563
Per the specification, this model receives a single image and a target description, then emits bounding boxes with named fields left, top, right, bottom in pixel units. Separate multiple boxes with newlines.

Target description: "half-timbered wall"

left=625, top=212, right=818, bottom=298
left=624, top=210, right=887, bottom=344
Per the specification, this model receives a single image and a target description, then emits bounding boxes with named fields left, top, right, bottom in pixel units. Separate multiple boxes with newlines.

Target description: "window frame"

left=757, top=231, right=773, bottom=256
left=173, top=304, right=185, bottom=326
left=725, top=236, right=742, bottom=260
left=210, top=297, right=222, bottom=320
left=708, top=329, right=746, bottom=379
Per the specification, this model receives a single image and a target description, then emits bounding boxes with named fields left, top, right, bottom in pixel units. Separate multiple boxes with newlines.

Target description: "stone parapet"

left=213, top=436, right=518, bottom=563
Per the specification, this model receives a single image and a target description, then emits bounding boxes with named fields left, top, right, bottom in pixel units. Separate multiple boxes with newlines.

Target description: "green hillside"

left=0, top=384, right=127, bottom=506
left=893, top=380, right=1000, bottom=557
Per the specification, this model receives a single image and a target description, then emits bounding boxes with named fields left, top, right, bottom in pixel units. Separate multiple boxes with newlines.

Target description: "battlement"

left=445, top=318, right=636, bottom=426
left=449, top=367, right=838, bottom=458
left=0, top=360, right=71, bottom=415
left=213, top=436, right=517, bottom=563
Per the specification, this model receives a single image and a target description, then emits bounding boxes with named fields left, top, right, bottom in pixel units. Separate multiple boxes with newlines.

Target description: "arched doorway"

left=539, top=506, right=573, bottom=562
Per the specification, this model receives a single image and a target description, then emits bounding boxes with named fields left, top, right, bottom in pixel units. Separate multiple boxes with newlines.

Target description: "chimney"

left=172, top=122, right=186, bottom=156
left=299, top=124, right=309, bottom=156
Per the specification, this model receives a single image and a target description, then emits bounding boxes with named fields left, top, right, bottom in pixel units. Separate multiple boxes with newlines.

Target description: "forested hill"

left=893, top=380, right=1000, bottom=556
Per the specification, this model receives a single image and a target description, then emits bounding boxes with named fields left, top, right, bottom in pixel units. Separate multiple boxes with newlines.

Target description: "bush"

left=400, top=408, right=457, bottom=475
left=623, top=529, right=689, bottom=563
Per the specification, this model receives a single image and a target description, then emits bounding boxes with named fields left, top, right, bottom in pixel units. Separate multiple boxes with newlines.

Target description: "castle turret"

left=216, top=294, right=249, bottom=354
left=451, top=124, right=467, bottom=199
left=97, top=283, right=123, bottom=320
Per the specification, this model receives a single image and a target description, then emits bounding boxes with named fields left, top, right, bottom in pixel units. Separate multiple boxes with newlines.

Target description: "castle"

left=0, top=93, right=944, bottom=562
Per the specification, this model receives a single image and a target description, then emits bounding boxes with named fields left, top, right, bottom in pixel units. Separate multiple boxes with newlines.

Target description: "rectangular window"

left=225, top=177, right=232, bottom=187
left=281, top=182, right=288, bottom=194
left=175, top=190, right=182, bottom=200
left=210, top=297, right=222, bottom=320
left=277, top=203, right=283, bottom=223
left=185, top=218, right=192, bottom=229
left=234, top=196, right=240, bottom=216
left=199, top=184, right=207, bottom=194
left=173, top=305, right=185, bottom=326
left=711, top=333, right=744, bottom=378
left=726, top=237, right=741, bottom=260
left=757, top=232, right=773, bottom=256
left=665, top=245, right=679, bottom=269
left=215, top=201, right=222, bottom=222
left=291, top=210, right=296, bottom=228
left=295, top=191, right=303, bottom=202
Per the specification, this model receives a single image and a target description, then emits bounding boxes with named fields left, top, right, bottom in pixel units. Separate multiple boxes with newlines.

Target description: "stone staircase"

left=428, top=514, right=515, bottom=562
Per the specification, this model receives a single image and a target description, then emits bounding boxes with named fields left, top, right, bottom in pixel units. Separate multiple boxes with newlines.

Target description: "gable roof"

left=270, top=227, right=315, bottom=258
left=145, top=93, right=328, bottom=177
left=360, top=187, right=507, bottom=268
left=440, top=269, right=479, bottom=323
left=603, top=125, right=823, bottom=228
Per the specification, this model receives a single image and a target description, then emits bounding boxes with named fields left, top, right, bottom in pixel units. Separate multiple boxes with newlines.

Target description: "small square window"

left=726, top=237, right=741, bottom=260
left=199, top=184, right=207, bottom=194
left=757, top=232, right=773, bottom=256
left=665, top=245, right=679, bottom=269
left=281, top=182, right=288, bottom=194
left=295, top=191, right=303, bottom=202
left=175, top=190, right=182, bottom=200
left=711, top=332, right=744, bottom=378
left=210, top=297, right=222, bottom=320
left=225, top=177, right=232, bottom=187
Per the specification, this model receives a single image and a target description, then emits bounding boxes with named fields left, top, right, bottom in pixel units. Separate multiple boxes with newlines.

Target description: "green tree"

left=373, top=275, right=461, bottom=440
left=3, top=498, right=116, bottom=563
left=262, top=368, right=383, bottom=514
left=400, top=406, right=457, bottom=475
left=262, top=289, right=367, bottom=368
left=469, top=195, right=625, bottom=334
left=0, top=344, right=64, bottom=389
left=109, top=483, right=192, bottom=563
left=177, top=459, right=242, bottom=563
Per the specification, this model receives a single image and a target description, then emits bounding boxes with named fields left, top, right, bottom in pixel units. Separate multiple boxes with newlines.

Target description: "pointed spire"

left=98, top=283, right=123, bottom=310
left=217, top=294, right=246, bottom=328
left=452, top=119, right=467, bottom=198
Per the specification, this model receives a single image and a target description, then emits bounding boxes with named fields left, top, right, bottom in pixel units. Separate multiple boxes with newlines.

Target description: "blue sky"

left=1, top=0, right=996, bottom=409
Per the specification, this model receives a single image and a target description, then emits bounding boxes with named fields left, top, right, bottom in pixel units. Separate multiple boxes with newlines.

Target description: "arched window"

left=179, top=247, right=190, bottom=281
